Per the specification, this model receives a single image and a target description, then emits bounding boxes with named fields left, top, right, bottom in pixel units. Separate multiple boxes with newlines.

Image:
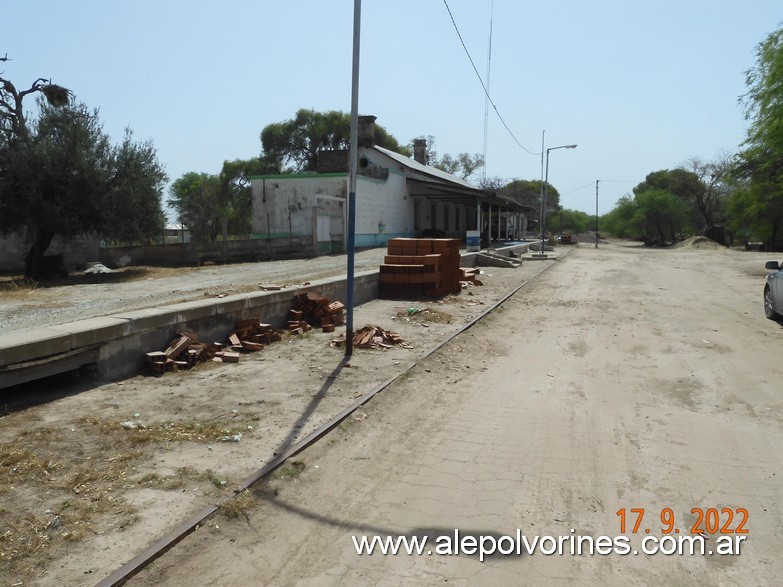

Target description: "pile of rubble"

left=289, top=292, right=346, bottom=333
left=144, top=292, right=348, bottom=374
left=145, top=319, right=284, bottom=374
left=460, top=267, right=483, bottom=287
left=330, top=325, right=409, bottom=350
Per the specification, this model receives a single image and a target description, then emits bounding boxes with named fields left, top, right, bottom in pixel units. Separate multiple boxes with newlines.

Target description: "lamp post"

left=540, top=144, right=577, bottom=256
left=595, top=179, right=599, bottom=249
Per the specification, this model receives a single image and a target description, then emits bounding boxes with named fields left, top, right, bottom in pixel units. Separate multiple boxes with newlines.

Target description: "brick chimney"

left=413, top=138, right=427, bottom=165
left=358, top=115, right=377, bottom=147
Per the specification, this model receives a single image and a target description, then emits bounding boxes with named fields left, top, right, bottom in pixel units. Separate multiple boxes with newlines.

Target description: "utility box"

left=466, top=230, right=481, bottom=252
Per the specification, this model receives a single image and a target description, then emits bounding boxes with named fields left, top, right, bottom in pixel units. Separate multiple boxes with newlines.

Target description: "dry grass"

left=218, top=489, right=255, bottom=520
left=0, top=413, right=258, bottom=586
left=0, top=277, right=39, bottom=299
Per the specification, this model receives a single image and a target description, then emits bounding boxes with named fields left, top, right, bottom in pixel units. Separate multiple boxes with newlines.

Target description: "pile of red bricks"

left=379, top=238, right=462, bottom=299
left=145, top=319, right=284, bottom=374
left=290, top=292, right=346, bottom=333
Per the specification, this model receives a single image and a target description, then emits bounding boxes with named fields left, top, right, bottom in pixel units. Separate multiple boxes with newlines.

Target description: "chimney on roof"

left=358, top=115, right=377, bottom=147
left=413, top=138, right=427, bottom=165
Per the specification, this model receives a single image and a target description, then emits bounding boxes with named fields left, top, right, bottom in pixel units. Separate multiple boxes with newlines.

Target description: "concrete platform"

left=0, top=270, right=379, bottom=390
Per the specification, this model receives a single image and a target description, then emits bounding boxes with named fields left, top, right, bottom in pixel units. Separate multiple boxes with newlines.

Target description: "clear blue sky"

left=4, top=1, right=781, bottom=216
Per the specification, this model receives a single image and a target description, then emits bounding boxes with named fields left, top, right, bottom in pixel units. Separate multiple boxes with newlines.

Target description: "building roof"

left=370, top=145, right=533, bottom=212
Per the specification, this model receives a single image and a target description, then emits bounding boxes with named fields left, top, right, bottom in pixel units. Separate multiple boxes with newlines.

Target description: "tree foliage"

left=168, top=158, right=267, bottom=242
left=169, top=172, right=222, bottom=242
left=1, top=58, right=167, bottom=277
left=733, top=24, right=783, bottom=246
left=496, top=178, right=560, bottom=213
left=0, top=99, right=167, bottom=277
left=260, top=109, right=410, bottom=173
left=413, top=135, right=484, bottom=182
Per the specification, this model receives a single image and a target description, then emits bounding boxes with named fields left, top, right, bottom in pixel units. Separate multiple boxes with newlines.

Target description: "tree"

left=601, top=195, right=639, bottom=239
left=103, top=130, right=167, bottom=245
left=679, top=154, right=732, bottom=229
left=218, top=158, right=271, bottom=236
left=169, top=172, right=222, bottom=242
left=168, top=158, right=270, bottom=241
left=632, top=188, right=690, bottom=245
left=733, top=25, right=783, bottom=247
left=1, top=58, right=166, bottom=277
left=495, top=178, right=560, bottom=213
left=432, top=152, right=484, bottom=181
left=260, top=109, right=410, bottom=173
left=556, top=208, right=592, bottom=234
left=1, top=101, right=113, bottom=277
left=412, top=136, right=484, bottom=182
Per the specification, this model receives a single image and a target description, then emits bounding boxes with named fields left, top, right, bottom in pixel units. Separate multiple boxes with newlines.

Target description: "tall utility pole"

left=538, top=130, right=545, bottom=254
left=595, top=180, right=599, bottom=249
left=345, top=0, right=361, bottom=356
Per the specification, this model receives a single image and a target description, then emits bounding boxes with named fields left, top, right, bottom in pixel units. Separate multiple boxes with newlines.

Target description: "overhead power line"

left=442, top=0, right=539, bottom=157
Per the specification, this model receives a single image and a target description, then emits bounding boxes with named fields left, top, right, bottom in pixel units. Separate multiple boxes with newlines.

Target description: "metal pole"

left=595, top=180, right=599, bottom=249
left=542, top=148, right=550, bottom=254
left=345, top=0, right=361, bottom=356
left=539, top=130, right=545, bottom=254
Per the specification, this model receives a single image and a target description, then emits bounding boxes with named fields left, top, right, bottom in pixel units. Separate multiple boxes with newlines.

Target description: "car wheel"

left=764, top=286, right=780, bottom=320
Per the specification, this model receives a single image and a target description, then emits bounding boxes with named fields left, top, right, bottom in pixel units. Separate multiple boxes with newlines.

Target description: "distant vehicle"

left=558, top=234, right=573, bottom=244
left=764, top=260, right=783, bottom=319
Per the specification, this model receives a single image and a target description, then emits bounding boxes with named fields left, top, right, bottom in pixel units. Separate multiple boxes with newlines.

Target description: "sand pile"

left=672, top=235, right=724, bottom=250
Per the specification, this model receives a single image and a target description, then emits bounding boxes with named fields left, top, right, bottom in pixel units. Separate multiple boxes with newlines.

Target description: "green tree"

left=218, top=158, right=271, bottom=236
left=1, top=101, right=165, bottom=277
left=1, top=101, right=112, bottom=277
left=732, top=24, right=783, bottom=247
left=260, top=109, right=410, bottom=173
left=103, top=129, right=167, bottom=245
left=680, top=154, right=732, bottom=228
left=1, top=59, right=166, bottom=277
left=601, top=195, right=639, bottom=239
left=632, top=188, right=690, bottom=245
left=169, top=172, right=222, bottom=242
left=496, top=178, right=560, bottom=213
left=556, top=208, right=592, bottom=234
left=432, top=152, right=484, bottom=181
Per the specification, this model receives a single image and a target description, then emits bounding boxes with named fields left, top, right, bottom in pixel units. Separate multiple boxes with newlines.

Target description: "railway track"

left=95, top=252, right=569, bottom=586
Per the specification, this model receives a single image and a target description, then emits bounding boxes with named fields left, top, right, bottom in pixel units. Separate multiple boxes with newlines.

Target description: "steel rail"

left=96, top=247, right=573, bottom=586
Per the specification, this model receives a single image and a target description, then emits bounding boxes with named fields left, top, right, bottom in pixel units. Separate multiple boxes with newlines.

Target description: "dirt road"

left=125, top=242, right=783, bottom=586
left=2, top=241, right=782, bottom=586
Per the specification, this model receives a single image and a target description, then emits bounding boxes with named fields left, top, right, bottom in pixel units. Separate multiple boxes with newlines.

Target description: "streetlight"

left=540, top=144, right=577, bottom=256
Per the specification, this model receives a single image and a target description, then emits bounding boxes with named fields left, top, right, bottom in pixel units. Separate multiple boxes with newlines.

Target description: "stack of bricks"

left=291, top=292, right=346, bottom=333
left=379, top=238, right=462, bottom=299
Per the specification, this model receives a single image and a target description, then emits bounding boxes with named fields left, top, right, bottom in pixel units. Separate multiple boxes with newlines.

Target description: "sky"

left=3, top=1, right=781, bottom=216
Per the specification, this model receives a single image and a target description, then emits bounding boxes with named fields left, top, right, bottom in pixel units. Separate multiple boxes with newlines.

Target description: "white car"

left=764, top=260, right=783, bottom=319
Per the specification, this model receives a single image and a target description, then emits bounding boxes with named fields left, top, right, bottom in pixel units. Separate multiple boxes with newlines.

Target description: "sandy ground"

left=2, top=241, right=783, bottom=586
left=0, top=248, right=552, bottom=586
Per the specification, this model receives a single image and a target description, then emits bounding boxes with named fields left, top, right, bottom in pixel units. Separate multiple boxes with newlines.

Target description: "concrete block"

left=52, top=317, right=132, bottom=349
left=0, top=327, right=72, bottom=367
left=110, top=307, right=180, bottom=334
left=165, top=298, right=219, bottom=322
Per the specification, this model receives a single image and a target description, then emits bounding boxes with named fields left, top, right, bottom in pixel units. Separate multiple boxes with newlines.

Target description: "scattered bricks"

left=218, top=351, right=240, bottom=363
left=290, top=327, right=304, bottom=335
left=323, top=324, right=336, bottom=333
left=352, top=325, right=407, bottom=349
left=229, top=333, right=241, bottom=347
left=240, top=341, right=265, bottom=352
left=257, top=323, right=272, bottom=332
left=145, top=351, right=168, bottom=365
left=165, top=336, right=192, bottom=360
left=288, top=309, right=303, bottom=321
left=291, top=292, right=347, bottom=329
